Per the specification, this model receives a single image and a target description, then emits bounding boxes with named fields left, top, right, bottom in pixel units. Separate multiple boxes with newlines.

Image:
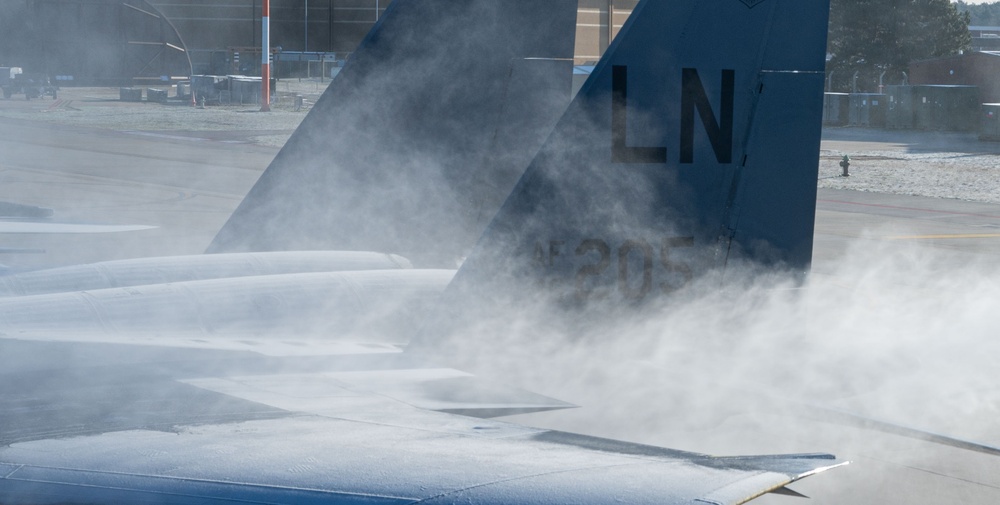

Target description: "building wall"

left=27, top=0, right=191, bottom=85
left=969, top=26, right=1000, bottom=52
left=575, top=0, right=638, bottom=63
left=149, top=0, right=387, bottom=57
left=910, top=52, right=1000, bottom=103
left=147, top=0, right=637, bottom=72
left=23, top=0, right=637, bottom=82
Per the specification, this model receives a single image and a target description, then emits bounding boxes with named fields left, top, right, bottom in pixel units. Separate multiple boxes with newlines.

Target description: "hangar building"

left=909, top=51, right=1000, bottom=103
left=18, top=0, right=637, bottom=85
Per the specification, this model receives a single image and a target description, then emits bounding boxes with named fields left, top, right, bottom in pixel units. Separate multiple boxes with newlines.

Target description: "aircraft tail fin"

left=437, top=0, right=830, bottom=311
left=207, top=0, right=578, bottom=267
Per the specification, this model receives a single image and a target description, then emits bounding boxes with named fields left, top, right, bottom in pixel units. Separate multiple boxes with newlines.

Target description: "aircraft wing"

left=0, top=221, right=155, bottom=234
left=0, top=341, right=844, bottom=505
left=0, top=201, right=152, bottom=234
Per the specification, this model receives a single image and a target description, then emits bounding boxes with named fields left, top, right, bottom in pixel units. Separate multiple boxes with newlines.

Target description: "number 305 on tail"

left=532, top=237, right=696, bottom=301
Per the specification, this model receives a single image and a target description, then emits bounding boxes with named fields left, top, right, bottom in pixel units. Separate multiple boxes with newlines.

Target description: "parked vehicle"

left=2, top=71, right=58, bottom=100
left=0, top=67, right=23, bottom=98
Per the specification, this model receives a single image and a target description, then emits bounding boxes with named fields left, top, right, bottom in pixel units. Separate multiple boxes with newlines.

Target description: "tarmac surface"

left=2, top=90, right=1000, bottom=504
left=0, top=116, right=274, bottom=269
left=814, top=187, right=1000, bottom=269
left=3, top=90, right=1000, bottom=271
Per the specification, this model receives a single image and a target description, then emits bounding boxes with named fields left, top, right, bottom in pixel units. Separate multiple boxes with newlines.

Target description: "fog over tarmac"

left=7, top=1, right=999, bottom=503
left=412, top=124, right=1000, bottom=504
left=3, top=87, right=1000, bottom=504
left=477, top=220, right=1000, bottom=504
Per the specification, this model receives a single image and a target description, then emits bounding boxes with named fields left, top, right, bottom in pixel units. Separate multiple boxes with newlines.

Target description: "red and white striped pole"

left=260, top=0, right=271, bottom=112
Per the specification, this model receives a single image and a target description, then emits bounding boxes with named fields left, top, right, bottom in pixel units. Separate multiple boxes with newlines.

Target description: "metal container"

left=939, top=85, right=979, bottom=131
left=228, top=76, right=261, bottom=104
left=119, top=87, right=142, bottom=102
left=823, top=93, right=849, bottom=126
left=191, top=75, right=228, bottom=104
left=848, top=93, right=885, bottom=127
left=911, top=85, right=980, bottom=131
left=979, top=103, right=1000, bottom=140
left=885, top=85, right=914, bottom=129
left=147, top=88, right=168, bottom=103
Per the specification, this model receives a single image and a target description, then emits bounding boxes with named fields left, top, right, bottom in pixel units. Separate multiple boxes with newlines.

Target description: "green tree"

left=954, top=1, right=1000, bottom=27
left=827, top=0, right=971, bottom=92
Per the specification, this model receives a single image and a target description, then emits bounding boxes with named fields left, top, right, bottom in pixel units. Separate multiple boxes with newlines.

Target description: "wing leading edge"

left=0, top=407, right=843, bottom=505
left=0, top=343, right=843, bottom=504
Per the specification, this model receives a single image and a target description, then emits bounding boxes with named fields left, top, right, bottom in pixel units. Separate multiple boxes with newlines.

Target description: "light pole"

left=305, top=0, right=309, bottom=52
left=608, top=0, right=614, bottom=49
left=261, top=0, right=270, bottom=111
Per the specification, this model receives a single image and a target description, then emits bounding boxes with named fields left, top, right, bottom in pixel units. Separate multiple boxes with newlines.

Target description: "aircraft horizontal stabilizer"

left=0, top=222, right=155, bottom=234
left=0, top=251, right=412, bottom=297
left=184, top=367, right=576, bottom=419
left=0, top=400, right=844, bottom=505
left=0, top=270, right=454, bottom=346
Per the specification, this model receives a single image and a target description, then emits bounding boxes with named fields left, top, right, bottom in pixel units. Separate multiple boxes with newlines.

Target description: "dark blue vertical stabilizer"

left=438, top=0, right=830, bottom=311
left=207, top=0, right=578, bottom=267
